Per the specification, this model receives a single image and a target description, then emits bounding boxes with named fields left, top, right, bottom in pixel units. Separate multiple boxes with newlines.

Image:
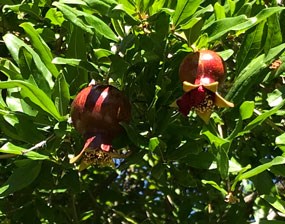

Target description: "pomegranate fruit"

left=70, top=84, right=131, bottom=167
left=176, top=50, right=233, bottom=123
left=179, top=50, right=226, bottom=85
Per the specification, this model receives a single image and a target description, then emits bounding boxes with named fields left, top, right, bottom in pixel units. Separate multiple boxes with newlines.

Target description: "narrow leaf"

left=173, top=0, right=200, bottom=26
left=204, top=7, right=285, bottom=42
left=0, top=80, right=63, bottom=121
left=201, top=180, right=227, bottom=195
left=52, top=74, right=70, bottom=116
left=53, top=2, right=94, bottom=34
left=226, top=43, right=285, bottom=104
left=3, top=33, right=54, bottom=89
left=0, top=142, right=49, bottom=160
left=20, top=22, right=59, bottom=77
left=236, top=21, right=266, bottom=73
left=236, top=156, right=285, bottom=181
left=261, top=195, right=285, bottom=214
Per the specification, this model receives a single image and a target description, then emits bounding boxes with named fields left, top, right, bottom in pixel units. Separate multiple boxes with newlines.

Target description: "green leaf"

left=52, top=57, right=99, bottom=72
left=261, top=195, right=285, bottom=214
left=20, top=22, right=59, bottom=78
left=0, top=58, right=22, bottom=80
left=18, top=47, right=52, bottom=95
left=242, top=99, right=285, bottom=133
left=85, top=0, right=117, bottom=15
left=239, top=101, right=255, bottom=120
left=54, top=2, right=117, bottom=41
left=235, top=156, right=285, bottom=182
left=276, top=133, right=285, bottom=152
left=0, top=142, right=49, bottom=160
left=226, top=43, right=285, bottom=104
left=45, top=8, right=65, bottom=26
left=172, top=0, right=201, bottom=26
left=0, top=160, right=42, bottom=197
left=0, top=80, right=63, bottom=121
left=203, top=130, right=230, bottom=150
left=264, top=13, right=283, bottom=54
left=52, top=74, right=70, bottom=116
left=148, top=137, right=160, bottom=152
left=201, top=180, right=227, bottom=196
left=236, top=21, right=266, bottom=73
left=267, top=89, right=284, bottom=107
left=0, top=110, right=44, bottom=143
left=83, top=12, right=118, bottom=41
left=52, top=2, right=94, bottom=34
left=204, top=7, right=285, bottom=42
left=214, top=2, right=226, bottom=20
left=3, top=33, right=54, bottom=89
left=216, top=147, right=229, bottom=179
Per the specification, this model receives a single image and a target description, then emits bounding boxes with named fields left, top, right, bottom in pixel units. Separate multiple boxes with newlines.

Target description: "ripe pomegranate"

left=176, top=50, right=233, bottom=123
left=179, top=50, right=226, bottom=85
left=70, top=84, right=131, bottom=167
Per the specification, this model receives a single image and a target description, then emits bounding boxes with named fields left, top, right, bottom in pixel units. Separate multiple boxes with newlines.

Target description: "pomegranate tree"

left=70, top=84, right=131, bottom=168
left=177, top=50, right=234, bottom=123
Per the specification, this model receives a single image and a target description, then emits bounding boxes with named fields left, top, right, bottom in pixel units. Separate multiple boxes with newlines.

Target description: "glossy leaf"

left=85, top=0, right=117, bottom=15
left=204, top=7, right=285, bottom=42
left=226, top=43, right=285, bottom=104
left=261, top=195, right=285, bottom=214
left=45, top=8, right=65, bottom=25
left=53, top=2, right=94, bottom=34
left=235, top=156, right=285, bottom=182
left=3, top=33, right=54, bottom=89
left=20, top=22, right=59, bottom=77
left=201, top=180, right=227, bottom=196
left=264, top=13, right=283, bottom=54
left=236, top=21, right=266, bottom=73
left=0, top=80, right=63, bottom=121
left=0, top=58, right=22, bottom=80
left=239, top=101, right=254, bottom=120
left=148, top=137, right=160, bottom=152
left=173, top=0, right=200, bottom=27
left=52, top=74, right=70, bottom=116
left=18, top=47, right=52, bottom=95
left=52, top=57, right=99, bottom=72
left=242, top=99, right=285, bottom=133
left=276, top=133, right=285, bottom=152
left=0, top=142, right=50, bottom=160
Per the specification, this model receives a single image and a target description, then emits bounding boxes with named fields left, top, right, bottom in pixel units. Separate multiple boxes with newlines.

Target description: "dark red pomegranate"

left=179, top=50, right=226, bottom=85
left=70, top=84, right=131, bottom=167
left=176, top=50, right=233, bottom=123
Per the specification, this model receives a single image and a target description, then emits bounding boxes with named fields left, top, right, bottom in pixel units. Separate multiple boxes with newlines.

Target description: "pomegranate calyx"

left=177, top=81, right=234, bottom=123
left=69, top=134, right=113, bottom=167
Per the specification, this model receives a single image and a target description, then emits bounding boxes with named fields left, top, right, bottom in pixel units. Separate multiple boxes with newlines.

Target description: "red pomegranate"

left=179, top=50, right=226, bottom=85
left=70, top=84, right=131, bottom=167
left=176, top=50, right=233, bottom=123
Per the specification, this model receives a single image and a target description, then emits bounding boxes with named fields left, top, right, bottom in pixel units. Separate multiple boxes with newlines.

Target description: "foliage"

left=0, top=0, right=285, bottom=223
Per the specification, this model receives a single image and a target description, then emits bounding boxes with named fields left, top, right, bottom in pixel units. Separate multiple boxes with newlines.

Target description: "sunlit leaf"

left=0, top=142, right=49, bottom=160
left=173, top=0, right=200, bottom=26
left=239, top=101, right=254, bottom=120
left=20, top=22, right=59, bottom=78
left=0, top=80, right=63, bottom=121
left=261, top=195, right=285, bottom=214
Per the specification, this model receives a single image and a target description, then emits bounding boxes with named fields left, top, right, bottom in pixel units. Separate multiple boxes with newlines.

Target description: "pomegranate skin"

left=179, top=50, right=226, bottom=85
left=70, top=84, right=131, bottom=140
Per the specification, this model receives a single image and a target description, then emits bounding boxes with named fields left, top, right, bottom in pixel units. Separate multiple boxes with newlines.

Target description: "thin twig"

left=21, top=135, right=55, bottom=154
